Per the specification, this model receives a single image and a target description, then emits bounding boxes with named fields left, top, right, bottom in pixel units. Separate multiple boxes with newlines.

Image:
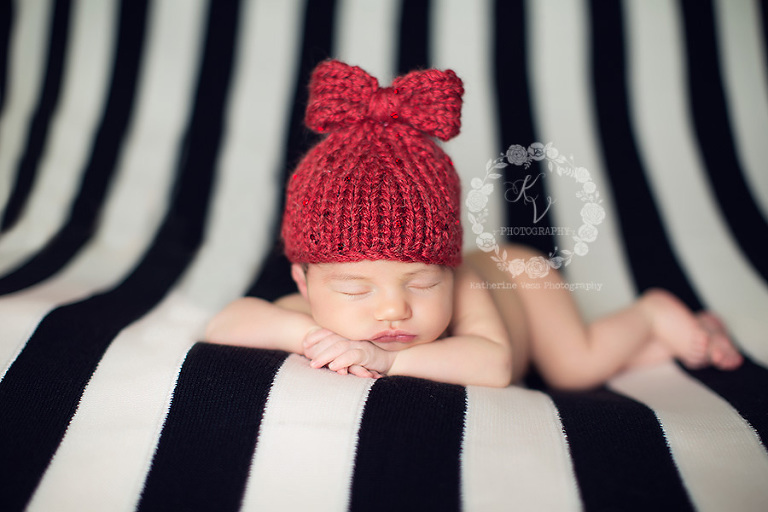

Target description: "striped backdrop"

left=1, top=0, right=767, bottom=511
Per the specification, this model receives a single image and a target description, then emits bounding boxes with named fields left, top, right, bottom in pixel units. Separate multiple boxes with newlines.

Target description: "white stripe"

left=22, top=2, right=208, bottom=510
left=242, top=355, right=374, bottom=512
left=333, top=0, right=398, bottom=84
left=176, top=0, right=304, bottom=310
left=713, top=0, right=768, bottom=220
left=624, top=0, right=768, bottom=365
left=0, top=0, right=116, bottom=274
left=0, top=0, right=53, bottom=214
left=527, top=0, right=636, bottom=321
left=462, top=386, right=581, bottom=512
left=610, top=362, right=768, bottom=512
left=431, top=0, right=502, bottom=255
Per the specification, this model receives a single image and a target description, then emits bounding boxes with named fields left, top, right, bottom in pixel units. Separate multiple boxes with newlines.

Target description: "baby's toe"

left=712, top=334, right=743, bottom=370
left=697, top=312, right=743, bottom=371
left=682, top=329, right=709, bottom=369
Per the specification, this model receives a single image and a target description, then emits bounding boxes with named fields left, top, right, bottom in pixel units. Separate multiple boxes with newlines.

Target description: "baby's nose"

left=374, top=293, right=412, bottom=321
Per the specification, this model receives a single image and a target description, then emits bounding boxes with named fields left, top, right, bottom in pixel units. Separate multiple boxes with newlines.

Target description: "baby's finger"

left=326, top=349, right=366, bottom=373
left=303, top=327, right=331, bottom=348
left=348, top=364, right=375, bottom=378
left=309, top=341, right=353, bottom=369
left=305, top=333, right=348, bottom=360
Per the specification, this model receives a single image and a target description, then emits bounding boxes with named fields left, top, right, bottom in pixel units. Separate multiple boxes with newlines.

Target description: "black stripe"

left=0, top=0, right=13, bottom=117
left=247, top=0, right=337, bottom=301
left=493, top=0, right=556, bottom=390
left=588, top=0, right=701, bottom=307
left=684, top=358, right=768, bottom=448
left=549, top=388, right=696, bottom=511
left=1, top=0, right=72, bottom=231
left=137, top=345, right=287, bottom=512
left=397, top=0, right=431, bottom=74
left=679, top=0, right=768, bottom=285
left=493, top=0, right=557, bottom=256
left=0, top=1, right=240, bottom=508
left=0, top=0, right=149, bottom=294
left=349, top=377, right=465, bottom=512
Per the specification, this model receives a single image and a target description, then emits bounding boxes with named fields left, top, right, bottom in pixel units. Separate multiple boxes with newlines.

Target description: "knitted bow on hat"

left=282, top=59, right=464, bottom=267
left=305, top=59, right=464, bottom=141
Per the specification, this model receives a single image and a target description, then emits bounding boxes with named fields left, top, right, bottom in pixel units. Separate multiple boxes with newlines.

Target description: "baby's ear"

left=291, top=263, right=309, bottom=299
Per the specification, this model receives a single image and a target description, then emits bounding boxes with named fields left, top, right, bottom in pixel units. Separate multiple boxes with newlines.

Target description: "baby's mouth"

left=370, top=330, right=417, bottom=344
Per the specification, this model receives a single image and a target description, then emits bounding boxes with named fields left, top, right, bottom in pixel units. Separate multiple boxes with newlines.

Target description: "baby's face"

left=294, top=260, right=454, bottom=351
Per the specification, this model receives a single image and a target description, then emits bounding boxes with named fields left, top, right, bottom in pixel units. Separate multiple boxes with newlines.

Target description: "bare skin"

left=207, top=260, right=514, bottom=387
left=206, top=244, right=743, bottom=389
left=464, top=244, right=743, bottom=389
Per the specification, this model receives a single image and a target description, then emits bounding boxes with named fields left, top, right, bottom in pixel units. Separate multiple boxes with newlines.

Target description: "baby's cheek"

left=418, top=303, right=453, bottom=339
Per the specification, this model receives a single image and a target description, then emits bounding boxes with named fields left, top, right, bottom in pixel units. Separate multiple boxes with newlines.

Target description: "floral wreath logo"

left=466, top=142, right=605, bottom=279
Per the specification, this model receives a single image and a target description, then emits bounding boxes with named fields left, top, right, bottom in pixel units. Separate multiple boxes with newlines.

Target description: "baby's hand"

left=302, top=328, right=394, bottom=378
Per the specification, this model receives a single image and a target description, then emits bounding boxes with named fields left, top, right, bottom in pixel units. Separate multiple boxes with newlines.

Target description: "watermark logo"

left=467, top=142, right=605, bottom=279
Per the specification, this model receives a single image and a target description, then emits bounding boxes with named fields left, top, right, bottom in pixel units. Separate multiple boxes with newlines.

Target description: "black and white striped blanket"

left=1, top=1, right=767, bottom=510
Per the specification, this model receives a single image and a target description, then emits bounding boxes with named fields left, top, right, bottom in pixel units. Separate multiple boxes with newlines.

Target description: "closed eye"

left=336, top=289, right=371, bottom=297
left=408, top=282, right=440, bottom=291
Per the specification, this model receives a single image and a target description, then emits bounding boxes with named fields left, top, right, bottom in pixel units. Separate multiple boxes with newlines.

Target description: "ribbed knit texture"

left=281, top=59, right=464, bottom=267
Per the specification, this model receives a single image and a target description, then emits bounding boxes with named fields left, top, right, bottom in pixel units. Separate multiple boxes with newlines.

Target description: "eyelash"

left=339, top=290, right=370, bottom=297
left=338, top=283, right=438, bottom=297
left=409, top=282, right=439, bottom=291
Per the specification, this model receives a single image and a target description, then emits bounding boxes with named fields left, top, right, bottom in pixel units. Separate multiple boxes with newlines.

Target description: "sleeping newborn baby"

left=206, top=59, right=742, bottom=388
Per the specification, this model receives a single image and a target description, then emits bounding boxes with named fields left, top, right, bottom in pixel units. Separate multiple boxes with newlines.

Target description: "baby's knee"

left=637, top=287, right=687, bottom=318
left=534, top=354, right=608, bottom=391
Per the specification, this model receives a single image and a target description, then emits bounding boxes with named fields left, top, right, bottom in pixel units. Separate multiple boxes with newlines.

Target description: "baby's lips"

left=370, top=330, right=417, bottom=344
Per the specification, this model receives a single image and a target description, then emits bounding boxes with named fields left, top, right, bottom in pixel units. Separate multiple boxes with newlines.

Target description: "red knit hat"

left=281, top=59, right=464, bottom=267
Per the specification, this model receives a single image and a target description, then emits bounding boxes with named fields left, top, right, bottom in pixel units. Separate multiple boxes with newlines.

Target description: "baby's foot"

left=697, top=312, right=744, bottom=370
left=640, top=289, right=709, bottom=369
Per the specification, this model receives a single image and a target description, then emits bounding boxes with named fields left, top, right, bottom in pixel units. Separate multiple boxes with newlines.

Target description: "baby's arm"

left=387, top=266, right=514, bottom=387
left=206, top=296, right=383, bottom=378
left=205, top=295, right=317, bottom=355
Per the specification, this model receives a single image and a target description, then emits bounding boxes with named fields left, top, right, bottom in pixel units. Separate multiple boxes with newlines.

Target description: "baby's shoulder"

left=274, top=292, right=311, bottom=314
left=453, top=261, right=484, bottom=291
left=449, top=262, right=510, bottom=341
left=451, top=263, right=494, bottom=316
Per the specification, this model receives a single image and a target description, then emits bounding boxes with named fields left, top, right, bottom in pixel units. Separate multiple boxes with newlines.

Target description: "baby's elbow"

left=484, top=373, right=513, bottom=388
left=204, top=317, right=223, bottom=344
left=203, top=297, right=259, bottom=344
left=495, top=358, right=515, bottom=388
left=478, top=353, right=514, bottom=388
left=204, top=309, right=235, bottom=344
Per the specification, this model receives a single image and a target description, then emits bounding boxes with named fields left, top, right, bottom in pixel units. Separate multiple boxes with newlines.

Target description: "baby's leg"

left=468, top=245, right=688, bottom=390
left=469, top=244, right=654, bottom=389
left=473, top=244, right=744, bottom=389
